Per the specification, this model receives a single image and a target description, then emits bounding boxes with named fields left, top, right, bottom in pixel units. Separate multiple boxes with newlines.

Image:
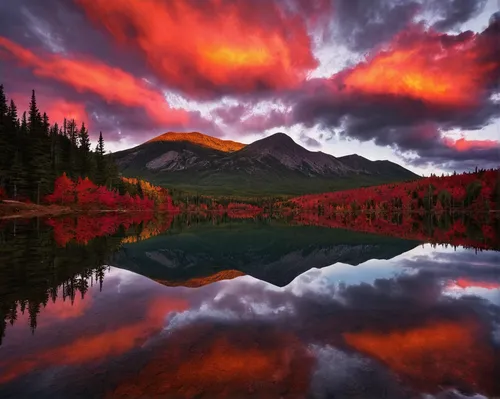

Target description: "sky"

left=0, top=0, right=499, bottom=175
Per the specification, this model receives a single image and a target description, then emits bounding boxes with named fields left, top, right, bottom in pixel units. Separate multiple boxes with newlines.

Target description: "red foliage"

left=290, top=170, right=499, bottom=213
left=46, top=212, right=155, bottom=246
left=290, top=211, right=499, bottom=250
left=45, top=175, right=169, bottom=212
left=45, top=173, right=75, bottom=205
left=0, top=187, right=7, bottom=200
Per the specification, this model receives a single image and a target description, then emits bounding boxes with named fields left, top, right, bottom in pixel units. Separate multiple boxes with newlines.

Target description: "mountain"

left=112, top=131, right=419, bottom=196
left=338, top=154, right=419, bottom=179
left=111, top=221, right=420, bottom=287
left=147, top=131, right=245, bottom=152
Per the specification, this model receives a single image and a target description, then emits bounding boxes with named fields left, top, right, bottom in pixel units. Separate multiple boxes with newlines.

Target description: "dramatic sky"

left=0, top=0, right=499, bottom=174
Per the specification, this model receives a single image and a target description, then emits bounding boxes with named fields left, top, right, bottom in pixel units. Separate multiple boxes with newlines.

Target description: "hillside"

left=147, top=131, right=245, bottom=152
left=112, top=131, right=420, bottom=196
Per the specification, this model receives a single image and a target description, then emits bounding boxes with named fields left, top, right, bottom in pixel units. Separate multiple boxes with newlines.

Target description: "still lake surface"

left=0, top=214, right=499, bottom=398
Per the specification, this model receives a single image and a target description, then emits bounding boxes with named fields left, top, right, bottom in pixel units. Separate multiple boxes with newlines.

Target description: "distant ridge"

left=113, top=131, right=420, bottom=195
left=147, top=131, right=245, bottom=153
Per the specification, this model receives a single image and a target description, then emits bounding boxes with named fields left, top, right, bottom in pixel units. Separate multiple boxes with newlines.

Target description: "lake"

left=0, top=214, right=499, bottom=398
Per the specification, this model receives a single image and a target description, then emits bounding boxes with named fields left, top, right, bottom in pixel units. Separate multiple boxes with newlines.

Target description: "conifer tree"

left=0, top=84, right=9, bottom=187
left=20, top=111, right=27, bottom=135
left=95, top=131, right=108, bottom=185
left=7, top=99, right=19, bottom=130
left=67, top=119, right=78, bottom=177
left=26, top=91, right=51, bottom=201
left=78, top=122, right=93, bottom=178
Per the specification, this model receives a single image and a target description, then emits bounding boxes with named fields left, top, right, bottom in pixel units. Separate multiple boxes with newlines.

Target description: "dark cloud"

left=326, top=0, right=489, bottom=53
left=427, top=0, right=488, bottom=31
left=0, top=0, right=150, bottom=77
left=0, top=0, right=497, bottom=169
left=289, top=19, right=500, bottom=170
left=330, top=0, right=420, bottom=52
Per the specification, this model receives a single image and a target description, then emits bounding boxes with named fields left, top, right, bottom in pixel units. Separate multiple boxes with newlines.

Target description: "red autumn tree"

left=45, top=173, right=75, bottom=205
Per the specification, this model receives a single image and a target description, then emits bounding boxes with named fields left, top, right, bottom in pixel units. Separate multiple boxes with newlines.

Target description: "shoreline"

left=0, top=200, right=153, bottom=220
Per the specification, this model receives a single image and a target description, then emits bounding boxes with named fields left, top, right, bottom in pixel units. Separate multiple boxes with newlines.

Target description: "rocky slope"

left=112, top=131, right=419, bottom=195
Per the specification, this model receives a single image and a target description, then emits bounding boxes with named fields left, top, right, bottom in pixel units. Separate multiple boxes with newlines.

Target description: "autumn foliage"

left=289, top=169, right=499, bottom=213
left=44, top=174, right=177, bottom=211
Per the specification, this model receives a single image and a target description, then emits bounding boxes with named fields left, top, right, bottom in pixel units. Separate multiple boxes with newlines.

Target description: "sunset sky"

left=0, top=0, right=499, bottom=174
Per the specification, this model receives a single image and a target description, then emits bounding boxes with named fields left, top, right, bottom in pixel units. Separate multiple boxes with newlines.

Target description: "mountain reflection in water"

left=0, top=213, right=499, bottom=398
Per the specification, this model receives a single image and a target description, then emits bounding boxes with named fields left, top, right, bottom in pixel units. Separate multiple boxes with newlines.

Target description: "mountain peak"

left=147, top=131, right=245, bottom=153
left=263, top=132, right=296, bottom=144
left=243, top=132, right=300, bottom=152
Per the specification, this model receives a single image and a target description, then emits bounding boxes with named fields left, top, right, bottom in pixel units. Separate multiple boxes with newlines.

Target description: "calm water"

left=0, top=215, right=499, bottom=398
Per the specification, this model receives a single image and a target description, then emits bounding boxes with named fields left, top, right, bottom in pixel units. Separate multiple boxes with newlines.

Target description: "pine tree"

left=95, top=132, right=108, bottom=185
left=0, top=84, right=7, bottom=118
left=78, top=122, right=93, bottom=178
left=0, top=84, right=9, bottom=188
left=26, top=91, right=51, bottom=202
left=42, top=112, right=50, bottom=136
left=6, top=99, right=21, bottom=197
left=20, top=111, right=27, bottom=135
left=67, top=119, right=78, bottom=177
left=27, top=90, right=42, bottom=135
left=7, top=99, right=19, bottom=130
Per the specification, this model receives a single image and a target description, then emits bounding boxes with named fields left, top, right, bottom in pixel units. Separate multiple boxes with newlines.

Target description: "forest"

left=0, top=84, right=179, bottom=211
left=288, top=169, right=500, bottom=213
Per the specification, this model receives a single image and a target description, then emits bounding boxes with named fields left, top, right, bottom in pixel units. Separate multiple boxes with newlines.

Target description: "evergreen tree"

left=95, top=132, right=108, bottom=185
left=7, top=99, right=19, bottom=130
left=78, top=122, right=93, bottom=178
left=27, top=90, right=42, bottom=135
left=42, top=112, right=50, bottom=136
left=26, top=91, right=51, bottom=201
left=0, top=85, right=9, bottom=188
left=67, top=119, right=78, bottom=177
left=20, top=111, right=27, bottom=135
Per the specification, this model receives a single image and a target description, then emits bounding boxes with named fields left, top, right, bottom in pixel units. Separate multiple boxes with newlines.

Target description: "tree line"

left=0, top=84, right=120, bottom=202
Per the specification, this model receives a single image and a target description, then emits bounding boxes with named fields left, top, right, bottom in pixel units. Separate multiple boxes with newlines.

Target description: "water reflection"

left=0, top=214, right=499, bottom=398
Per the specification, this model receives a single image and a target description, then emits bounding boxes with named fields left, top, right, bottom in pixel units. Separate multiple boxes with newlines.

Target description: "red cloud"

left=336, top=25, right=500, bottom=107
left=453, top=278, right=500, bottom=290
left=443, top=137, right=500, bottom=152
left=107, top=326, right=313, bottom=398
left=76, top=0, right=318, bottom=97
left=0, top=37, right=188, bottom=125
left=0, top=296, right=187, bottom=384
left=344, top=320, right=497, bottom=394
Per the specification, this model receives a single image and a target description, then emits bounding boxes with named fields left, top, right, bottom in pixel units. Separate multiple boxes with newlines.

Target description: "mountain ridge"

left=112, top=131, right=420, bottom=195
left=147, top=131, right=246, bottom=152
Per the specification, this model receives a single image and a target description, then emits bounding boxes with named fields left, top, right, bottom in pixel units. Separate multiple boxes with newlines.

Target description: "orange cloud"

left=443, top=137, right=500, bottom=152
left=0, top=296, right=187, bottom=384
left=0, top=37, right=188, bottom=125
left=340, top=26, right=499, bottom=107
left=107, top=326, right=313, bottom=398
left=344, top=320, right=496, bottom=394
left=453, top=278, right=500, bottom=290
left=76, top=0, right=318, bottom=96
